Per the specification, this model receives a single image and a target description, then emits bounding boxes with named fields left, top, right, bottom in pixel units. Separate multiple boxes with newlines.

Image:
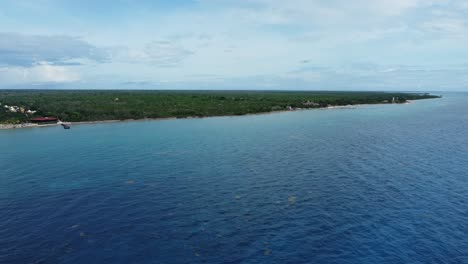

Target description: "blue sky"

left=0, top=0, right=467, bottom=90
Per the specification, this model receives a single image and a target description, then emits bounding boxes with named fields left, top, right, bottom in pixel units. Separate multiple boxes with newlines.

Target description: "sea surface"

left=1, top=93, right=468, bottom=264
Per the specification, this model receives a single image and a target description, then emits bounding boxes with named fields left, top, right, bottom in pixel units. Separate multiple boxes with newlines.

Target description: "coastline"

left=0, top=102, right=408, bottom=130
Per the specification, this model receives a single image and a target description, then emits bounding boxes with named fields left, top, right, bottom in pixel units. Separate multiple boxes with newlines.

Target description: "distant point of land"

left=0, top=90, right=440, bottom=125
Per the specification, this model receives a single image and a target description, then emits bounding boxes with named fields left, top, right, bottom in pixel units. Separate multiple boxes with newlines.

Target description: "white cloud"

left=32, top=63, right=80, bottom=82
left=458, top=1, right=468, bottom=9
left=0, top=32, right=109, bottom=67
left=367, top=0, right=423, bottom=16
left=423, top=18, right=467, bottom=35
left=348, top=25, right=409, bottom=42
left=113, top=40, right=193, bottom=67
left=0, top=63, right=80, bottom=85
left=1, top=0, right=467, bottom=90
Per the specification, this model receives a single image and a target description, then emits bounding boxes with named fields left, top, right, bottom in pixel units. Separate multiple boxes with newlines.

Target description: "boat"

left=61, top=123, right=71, bottom=129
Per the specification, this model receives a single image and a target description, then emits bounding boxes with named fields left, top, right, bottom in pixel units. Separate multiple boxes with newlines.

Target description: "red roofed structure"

left=30, top=117, right=59, bottom=123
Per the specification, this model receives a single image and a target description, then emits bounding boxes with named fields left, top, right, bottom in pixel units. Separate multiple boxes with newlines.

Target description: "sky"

left=0, top=0, right=467, bottom=91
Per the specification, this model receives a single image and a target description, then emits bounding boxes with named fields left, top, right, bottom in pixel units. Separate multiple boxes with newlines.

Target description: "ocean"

left=1, top=93, right=467, bottom=264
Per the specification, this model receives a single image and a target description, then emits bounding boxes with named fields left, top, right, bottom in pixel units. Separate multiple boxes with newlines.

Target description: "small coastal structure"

left=303, top=100, right=320, bottom=107
left=4, top=105, right=20, bottom=113
left=3, top=104, right=36, bottom=114
left=30, top=117, right=59, bottom=124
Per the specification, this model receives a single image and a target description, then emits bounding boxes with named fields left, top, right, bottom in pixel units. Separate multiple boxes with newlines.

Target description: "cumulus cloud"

left=0, top=32, right=109, bottom=67
left=1, top=0, right=467, bottom=90
left=0, top=62, right=80, bottom=84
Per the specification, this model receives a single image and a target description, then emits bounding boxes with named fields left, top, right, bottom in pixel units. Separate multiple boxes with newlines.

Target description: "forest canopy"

left=0, top=90, right=439, bottom=123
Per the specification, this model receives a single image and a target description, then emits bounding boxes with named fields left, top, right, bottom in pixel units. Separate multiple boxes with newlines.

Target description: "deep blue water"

left=1, top=93, right=468, bottom=264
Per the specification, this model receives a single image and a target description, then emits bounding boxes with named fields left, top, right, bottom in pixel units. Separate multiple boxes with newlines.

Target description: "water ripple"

left=1, top=95, right=468, bottom=263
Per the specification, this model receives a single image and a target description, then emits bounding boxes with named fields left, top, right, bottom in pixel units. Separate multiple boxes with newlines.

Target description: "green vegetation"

left=0, top=90, right=439, bottom=123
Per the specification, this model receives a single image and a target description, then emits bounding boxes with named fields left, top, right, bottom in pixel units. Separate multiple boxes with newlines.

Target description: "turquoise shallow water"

left=1, top=93, right=468, bottom=263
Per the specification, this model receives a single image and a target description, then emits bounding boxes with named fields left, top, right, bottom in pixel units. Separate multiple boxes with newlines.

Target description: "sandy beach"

left=0, top=103, right=406, bottom=130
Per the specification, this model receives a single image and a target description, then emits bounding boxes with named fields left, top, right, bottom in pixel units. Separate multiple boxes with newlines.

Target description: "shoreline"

left=0, top=102, right=410, bottom=130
